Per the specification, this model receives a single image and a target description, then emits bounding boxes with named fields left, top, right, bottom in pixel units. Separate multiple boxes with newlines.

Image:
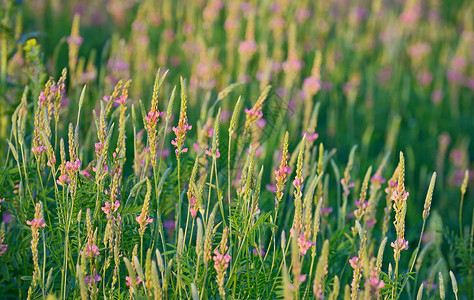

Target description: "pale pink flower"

left=391, top=238, right=409, bottom=251
left=297, top=234, right=315, bottom=255
left=303, top=76, right=322, bottom=96
left=238, top=40, right=258, bottom=57
left=349, top=256, right=360, bottom=269
left=126, top=276, right=142, bottom=286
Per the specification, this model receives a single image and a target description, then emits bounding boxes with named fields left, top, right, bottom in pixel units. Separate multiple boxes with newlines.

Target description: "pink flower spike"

left=349, top=256, right=360, bottom=269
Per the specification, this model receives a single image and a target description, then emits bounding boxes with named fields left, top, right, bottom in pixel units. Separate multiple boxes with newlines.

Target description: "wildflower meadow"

left=0, top=0, right=473, bottom=299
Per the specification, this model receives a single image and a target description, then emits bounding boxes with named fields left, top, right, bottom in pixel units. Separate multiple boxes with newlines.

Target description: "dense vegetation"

left=0, top=0, right=473, bottom=299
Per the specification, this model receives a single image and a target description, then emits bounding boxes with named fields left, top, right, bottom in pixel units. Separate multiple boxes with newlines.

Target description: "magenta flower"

left=321, top=207, right=333, bottom=216
left=85, top=273, right=101, bottom=284
left=126, top=276, right=142, bottom=286
left=171, top=117, right=192, bottom=158
left=256, top=118, right=266, bottom=129
left=83, top=244, right=100, bottom=258
left=252, top=246, right=266, bottom=257
left=0, top=244, right=7, bottom=256
left=3, top=212, right=12, bottom=224
left=266, top=184, right=277, bottom=193
left=163, top=220, right=175, bottom=233
left=114, top=94, right=127, bottom=105
left=244, top=108, right=263, bottom=118
left=303, top=131, right=319, bottom=142
left=145, top=110, right=162, bottom=125
left=94, top=141, right=104, bottom=157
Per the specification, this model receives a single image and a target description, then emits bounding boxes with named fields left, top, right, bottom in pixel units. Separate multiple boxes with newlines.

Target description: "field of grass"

left=0, top=0, right=473, bottom=299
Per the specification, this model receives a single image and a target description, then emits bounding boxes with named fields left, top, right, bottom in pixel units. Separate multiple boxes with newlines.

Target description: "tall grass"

left=0, top=0, right=473, bottom=299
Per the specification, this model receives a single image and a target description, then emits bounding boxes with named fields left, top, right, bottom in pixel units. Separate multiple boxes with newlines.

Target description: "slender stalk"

left=176, top=158, right=182, bottom=239
left=392, top=259, right=399, bottom=299
left=200, top=266, right=208, bottom=297
left=399, top=222, right=426, bottom=299
left=41, top=229, right=46, bottom=299
left=184, top=208, right=191, bottom=248
left=205, top=160, right=215, bottom=223
left=214, top=156, right=226, bottom=226
left=470, top=203, right=474, bottom=299
left=460, top=191, right=466, bottom=239
left=153, top=166, right=167, bottom=255
left=227, top=135, right=232, bottom=226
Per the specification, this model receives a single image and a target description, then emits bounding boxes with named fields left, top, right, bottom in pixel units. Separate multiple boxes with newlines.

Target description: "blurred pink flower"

left=431, top=90, right=443, bottom=104
left=417, top=71, right=433, bottom=87
left=447, top=69, right=464, bottom=84
left=407, top=42, right=431, bottom=60
left=400, top=5, right=421, bottom=25
left=238, top=40, right=258, bottom=57
left=303, top=76, right=322, bottom=96
left=295, top=8, right=310, bottom=23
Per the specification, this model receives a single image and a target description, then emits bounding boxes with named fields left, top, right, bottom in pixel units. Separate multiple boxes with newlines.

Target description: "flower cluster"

left=102, top=200, right=120, bottom=218
left=82, top=209, right=102, bottom=297
left=83, top=244, right=100, bottom=258
left=85, top=273, right=102, bottom=285
left=303, top=76, right=322, bottom=97
left=136, top=179, right=153, bottom=236
left=244, top=86, right=270, bottom=136
left=57, top=158, right=81, bottom=185
left=274, top=132, right=291, bottom=211
left=365, top=259, right=385, bottom=298
left=391, top=152, right=409, bottom=262
left=291, top=135, right=306, bottom=242
left=126, top=276, right=142, bottom=286
left=238, top=40, right=258, bottom=59
left=144, top=105, right=163, bottom=167
left=32, top=72, right=67, bottom=163
left=297, top=233, right=315, bottom=255
left=341, top=178, right=355, bottom=198
left=205, top=110, right=221, bottom=159
left=26, top=202, right=46, bottom=298
left=213, top=226, right=231, bottom=298
left=354, top=167, right=372, bottom=223
left=172, top=77, right=192, bottom=158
